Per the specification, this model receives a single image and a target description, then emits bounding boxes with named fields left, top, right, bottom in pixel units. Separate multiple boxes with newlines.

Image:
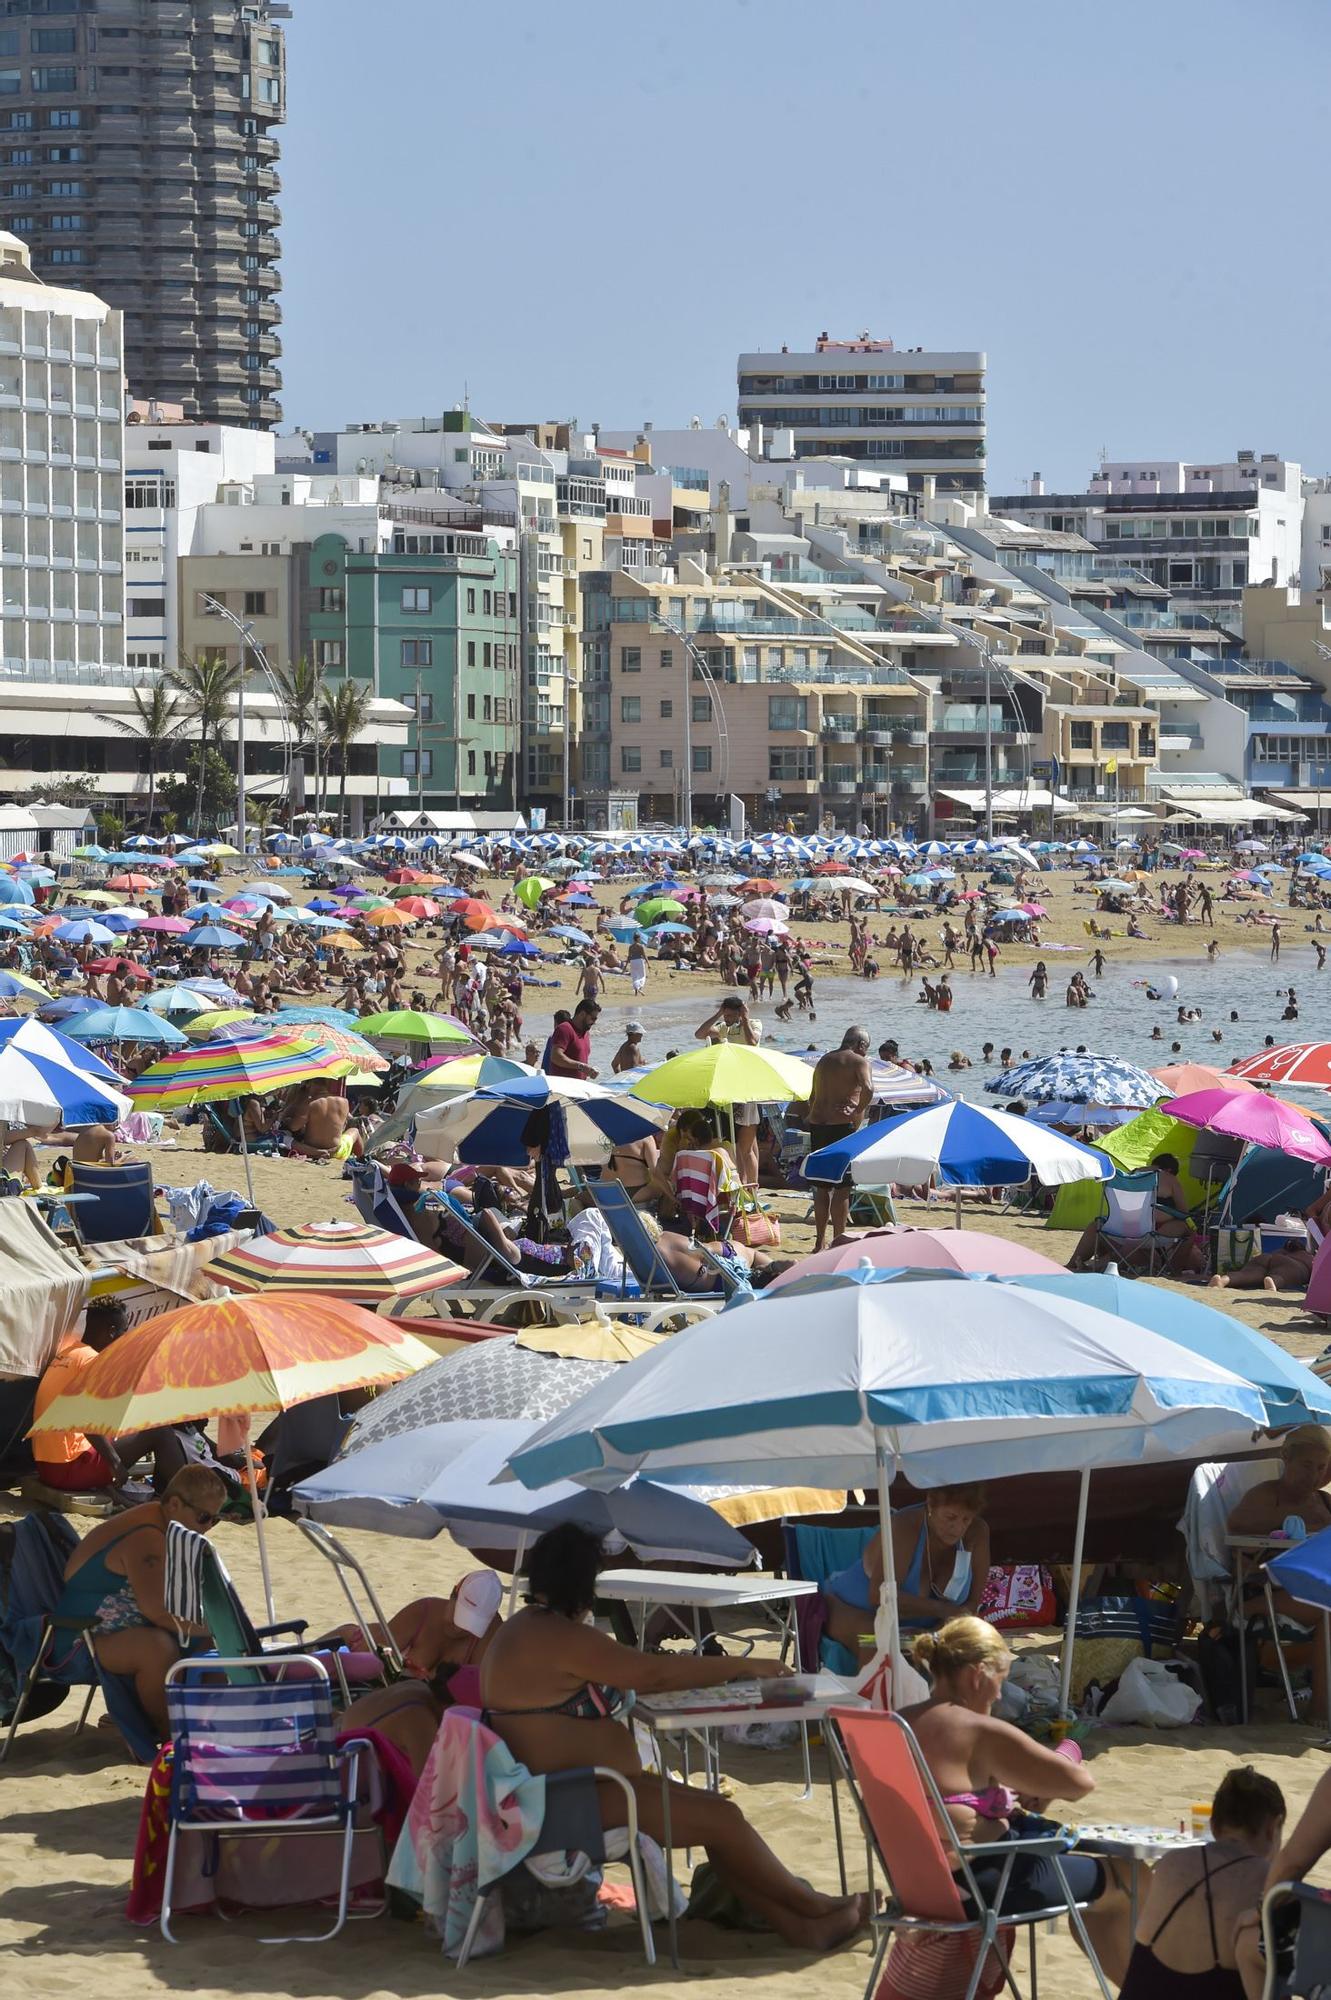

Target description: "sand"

left=4, top=854, right=1331, bottom=1994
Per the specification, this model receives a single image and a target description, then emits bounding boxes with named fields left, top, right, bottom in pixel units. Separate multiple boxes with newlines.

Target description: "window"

left=0, top=71, right=20, bottom=96
left=465, top=587, right=475, bottom=613
left=1101, top=722, right=1130, bottom=751
left=258, top=38, right=281, bottom=64
left=482, top=694, right=492, bottom=722
left=466, top=693, right=476, bottom=720
left=315, top=639, right=342, bottom=668
left=0, top=33, right=14, bottom=57
left=659, top=747, right=674, bottom=768
left=691, top=694, right=711, bottom=723
left=258, top=76, right=280, bottom=104
left=1069, top=721, right=1093, bottom=750
left=620, top=745, right=641, bottom=773
left=48, top=213, right=83, bottom=230
left=317, top=585, right=343, bottom=613
left=243, top=589, right=267, bottom=616
left=481, top=589, right=491, bottom=615
left=33, top=69, right=78, bottom=94
left=659, top=697, right=673, bottom=718
left=4, top=148, right=31, bottom=162
left=400, top=585, right=431, bottom=612
left=4, top=181, right=30, bottom=196
left=658, top=646, right=673, bottom=673
left=768, top=694, right=809, bottom=731
left=6, top=110, right=32, bottom=127
left=692, top=745, right=712, bottom=773
left=400, top=638, right=432, bottom=669
left=47, top=145, right=81, bottom=162
left=33, top=29, right=77, bottom=54
left=620, top=645, right=641, bottom=673
left=482, top=642, right=491, bottom=668
left=48, top=245, right=83, bottom=263
left=49, top=180, right=81, bottom=196
left=769, top=747, right=816, bottom=780
left=127, top=596, right=165, bottom=618
left=402, top=748, right=433, bottom=779
left=620, top=695, right=641, bottom=722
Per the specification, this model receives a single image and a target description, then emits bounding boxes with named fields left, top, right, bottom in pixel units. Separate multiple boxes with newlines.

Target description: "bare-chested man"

left=805, top=1026, right=875, bottom=1250
left=284, top=1083, right=361, bottom=1161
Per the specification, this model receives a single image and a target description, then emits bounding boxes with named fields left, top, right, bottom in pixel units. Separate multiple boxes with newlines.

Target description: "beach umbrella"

left=496, top=936, right=541, bottom=959
left=630, top=1043, right=816, bottom=1108
left=635, top=896, right=687, bottom=925
left=804, top=1099, right=1112, bottom=1226
left=0, top=970, right=51, bottom=1003
left=987, top=1050, right=1164, bottom=1110
left=1227, top=1044, right=1331, bottom=1091
left=208, top=1018, right=390, bottom=1074
left=0, top=875, right=35, bottom=906
left=141, top=984, right=221, bottom=1020
left=52, top=919, right=115, bottom=946
left=742, top=919, right=789, bottom=937
left=295, top=1417, right=756, bottom=1569
left=765, top=1226, right=1065, bottom=1292
left=395, top=1054, right=538, bottom=1119
left=1164, top=1087, right=1331, bottom=1167
left=640, top=921, right=694, bottom=937
left=338, top=1330, right=638, bottom=1453
left=1025, top=1102, right=1142, bottom=1131
left=270, top=1006, right=359, bottom=1030
left=238, top=881, right=291, bottom=902
left=38, top=995, right=99, bottom=1024
left=130, top=1031, right=358, bottom=1200
left=414, top=1072, right=671, bottom=1168
left=105, top=873, right=153, bottom=893
left=0, top=1017, right=130, bottom=1125
left=202, top=1219, right=464, bottom=1303
left=323, top=931, right=366, bottom=951
left=508, top=1278, right=1270, bottom=1674
left=65, top=1005, right=188, bottom=1048
left=357, top=1009, right=473, bottom=1051
left=739, top=898, right=789, bottom=922
left=82, top=956, right=151, bottom=980
left=30, top=1292, right=435, bottom=1620
left=185, top=1008, right=255, bottom=1037
left=738, top=878, right=779, bottom=895
left=360, top=904, right=413, bottom=928
left=515, top=875, right=555, bottom=911
left=811, top=1054, right=949, bottom=1107
left=393, top=897, right=442, bottom=920
left=182, top=925, right=246, bottom=949
left=1150, top=1063, right=1260, bottom=1096
left=137, top=915, right=193, bottom=936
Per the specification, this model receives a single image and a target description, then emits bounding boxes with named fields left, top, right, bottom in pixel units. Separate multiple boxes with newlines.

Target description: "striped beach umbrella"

left=130, top=1031, right=356, bottom=1109
left=202, top=1220, right=464, bottom=1303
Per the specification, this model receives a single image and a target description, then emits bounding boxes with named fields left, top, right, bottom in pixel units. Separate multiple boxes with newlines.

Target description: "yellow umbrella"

left=185, top=1007, right=255, bottom=1038
left=31, top=1292, right=436, bottom=1618
left=361, top=905, right=413, bottom=928
left=630, top=1043, right=816, bottom=1107
left=324, top=930, right=365, bottom=951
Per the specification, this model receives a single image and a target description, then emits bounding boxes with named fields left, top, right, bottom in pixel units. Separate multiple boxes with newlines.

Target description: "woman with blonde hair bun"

left=902, top=1616, right=1140, bottom=1985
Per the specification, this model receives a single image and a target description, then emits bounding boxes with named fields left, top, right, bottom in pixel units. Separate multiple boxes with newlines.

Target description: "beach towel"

left=125, top=1725, right=414, bottom=1924
left=163, top=1521, right=206, bottom=1629
left=386, top=1707, right=545, bottom=1959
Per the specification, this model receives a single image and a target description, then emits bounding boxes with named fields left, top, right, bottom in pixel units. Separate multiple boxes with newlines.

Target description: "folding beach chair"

left=1091, top=1169, right=1172, bottom=1276
left=827, top=1708, right=1112, bottom=2000
left=1259, top=1879, right=1331, bottom=1999
left=1, top=1512, right=159, bottom=1765
left=294, top=1518, right=404, bottom=1677
left=68, top=1159, right=160, bottom=1243
left=161, top=1656, right=379, bottom=1944
left=446, top=1710, right=657, bottom=1970
left=783, top=1522, right=878, bottom=1675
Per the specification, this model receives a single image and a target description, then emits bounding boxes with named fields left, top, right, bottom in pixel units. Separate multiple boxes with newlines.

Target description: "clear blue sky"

left=281, top=0, right=1330, bottom=491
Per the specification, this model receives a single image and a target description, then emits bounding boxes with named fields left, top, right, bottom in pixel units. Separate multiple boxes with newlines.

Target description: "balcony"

left=821, top=719, right=858, bottom=742
left=859, top=726, right=894, bottom=745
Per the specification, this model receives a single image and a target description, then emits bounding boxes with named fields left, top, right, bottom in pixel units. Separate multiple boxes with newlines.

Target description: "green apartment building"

left=303, top=529, right=521, bottom=809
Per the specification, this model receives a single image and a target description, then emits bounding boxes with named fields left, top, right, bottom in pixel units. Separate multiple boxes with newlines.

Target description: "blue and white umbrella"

left=986, top=1050, right=1164, bottom=1109
left=803, top=1100, right=1112, bottom=1217
left=413, top=1072, right=671, bottom=1168
left=0, top=876, right=35, bottom=907
left=142, top=983, right=222, bottom=1019
left=51, top=919, right=115, bottom=945
left=295, top=1417, right=756, bottom=1568
left=65, top=1005, right=188, bottom=1047
left=508, top=1277, right=1270, bottom=1669
left=182, top=925, right=246, bottom=949
left=547, top=925, right=595, bottom=947
left=0, top=1016, right=130, bottom=1125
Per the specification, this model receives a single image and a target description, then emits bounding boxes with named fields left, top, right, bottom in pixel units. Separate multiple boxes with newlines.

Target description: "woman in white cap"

left=611, top=1021, right=645, bottom=1074
left=334, top=1570, right=506, bottom=1779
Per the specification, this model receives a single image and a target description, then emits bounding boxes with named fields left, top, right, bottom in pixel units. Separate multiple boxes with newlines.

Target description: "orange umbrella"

left=361, top=905, right=412, bottom=928
left=324, top=930, right=365, bottom=951
left=394, top=896, right=442, bottom=920
left=32, top=1292, right=435, bottom=1616
left=106, top=872, right=154, bottom=892
left=738, top=877, right=780, bottom=894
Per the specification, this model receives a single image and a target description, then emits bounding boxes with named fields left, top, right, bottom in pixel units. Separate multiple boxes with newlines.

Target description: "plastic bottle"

left=1283, top=1515, right=1309, bottom=1544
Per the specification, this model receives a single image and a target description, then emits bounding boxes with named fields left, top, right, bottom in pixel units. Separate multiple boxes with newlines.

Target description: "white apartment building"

left=0, top=230, right=124, bottom=690
left=736, top=333, right=987, bottom=496
left=990, top=453, right=1305, bottom=634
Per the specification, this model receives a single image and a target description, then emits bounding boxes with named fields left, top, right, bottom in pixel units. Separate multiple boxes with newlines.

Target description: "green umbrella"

left=635, top=896, right=687, bottom=926
left=357, top=1009, right=474, bottom=1048
left=515, top=874, right=555, bottom=911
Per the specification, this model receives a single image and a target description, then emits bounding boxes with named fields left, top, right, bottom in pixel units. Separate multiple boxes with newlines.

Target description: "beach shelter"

left=295, top=1417, right=756, bottom=1572
left=508, top=1278, right=1269, bottom=1679
left=29, top=1293, right=436, bottom=1621
left=1046, top=1107, right=1211, bottom=1232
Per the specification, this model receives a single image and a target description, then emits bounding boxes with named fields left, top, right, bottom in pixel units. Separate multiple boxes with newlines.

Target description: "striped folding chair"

left=161, top=1656, right=376, bottom=1944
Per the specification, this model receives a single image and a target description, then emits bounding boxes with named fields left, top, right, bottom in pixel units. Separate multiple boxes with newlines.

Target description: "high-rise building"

left=736, top=333, right=986, bottom=497
left=0, top=0, right=287, bottom=427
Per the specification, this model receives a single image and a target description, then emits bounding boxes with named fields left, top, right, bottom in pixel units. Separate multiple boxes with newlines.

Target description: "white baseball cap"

left=454, top=1569, right=503, bottom=1636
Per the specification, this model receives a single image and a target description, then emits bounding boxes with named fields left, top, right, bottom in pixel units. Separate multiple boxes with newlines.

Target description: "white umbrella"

left=509, top=1279, right=1268, bottom=1681
left=0, top=1017, right=131, bottom=1127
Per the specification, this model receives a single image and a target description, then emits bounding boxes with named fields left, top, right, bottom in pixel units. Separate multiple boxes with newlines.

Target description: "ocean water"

left=575, top=943, right=1330, bottom=1105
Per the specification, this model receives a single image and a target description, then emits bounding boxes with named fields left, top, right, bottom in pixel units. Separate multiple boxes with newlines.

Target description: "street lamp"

left=199, top=593, right=283, bottom=855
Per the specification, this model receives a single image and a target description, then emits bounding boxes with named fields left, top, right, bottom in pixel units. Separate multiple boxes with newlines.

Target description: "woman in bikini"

left=54, top=1464, right=229, bottom=1739
left=822, top=1485, right=990, bottom=1665
left=1119, top=1765, right=1284, bottom=2000
left=904, top=1616, right=1139, bottom=1985
left=480, top=1523, right=868, bottom=1952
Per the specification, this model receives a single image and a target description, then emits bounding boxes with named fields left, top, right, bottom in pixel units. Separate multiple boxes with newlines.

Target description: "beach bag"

left=979, top=1563, right=1057, bottom=1629
left=1216, top=1226, right=1257, bottom=1274
left=1100, top=1656, right=1201, bottom=1728
left=730, top=1206, right=780, bottom=1249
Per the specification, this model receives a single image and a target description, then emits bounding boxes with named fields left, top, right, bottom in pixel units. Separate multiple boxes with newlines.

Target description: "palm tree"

left=165, top=653, right=243, bottom=836
left=272, top=654, right=324, bottom=818
left=318, top=677, right=374, bottom=836
left=96, top=682, right=189, bottom=833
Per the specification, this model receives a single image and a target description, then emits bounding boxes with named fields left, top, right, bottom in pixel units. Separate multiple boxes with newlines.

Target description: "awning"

left=1162, top=799, right=1306, bottom=824
left=1260, top=790, right=1331, bottom=812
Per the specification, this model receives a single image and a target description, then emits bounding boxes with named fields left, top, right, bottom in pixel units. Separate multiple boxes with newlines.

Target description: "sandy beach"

left=5, top=850, right=1331, bottom=1995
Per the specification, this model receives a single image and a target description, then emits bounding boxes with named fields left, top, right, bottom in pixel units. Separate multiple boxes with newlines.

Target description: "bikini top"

left=941, top=1784, right=1018, bottom=1821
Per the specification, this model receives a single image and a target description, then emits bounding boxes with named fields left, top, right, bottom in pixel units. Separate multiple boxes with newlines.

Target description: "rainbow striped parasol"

left=202, top=1219, right=465, bottom=1302
left=130, top=1031, right=356, bottom=1109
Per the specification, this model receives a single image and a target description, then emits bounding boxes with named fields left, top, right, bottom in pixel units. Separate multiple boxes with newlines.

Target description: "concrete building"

left=0, top=1, right=287, bottom=427
left=736, top=333, right=986, bottom=496
left=990, top=454, right=1305, bottom=636
left=0, top=229, right=124, bottom=690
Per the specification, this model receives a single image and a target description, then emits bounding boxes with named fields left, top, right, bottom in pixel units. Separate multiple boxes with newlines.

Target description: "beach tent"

left=1047, top=1105, right=1327, bottom=1232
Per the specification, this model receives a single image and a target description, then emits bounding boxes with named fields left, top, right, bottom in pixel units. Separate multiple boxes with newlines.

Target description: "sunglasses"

left=190, top=1506, right=221, bottom=1529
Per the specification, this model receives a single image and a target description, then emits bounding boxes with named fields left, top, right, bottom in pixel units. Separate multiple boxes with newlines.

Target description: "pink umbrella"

left=1018, top=902, right=1048, bottom=918
left=744, top=918, right=790, bottom=936
left=740, top=898, right=790, bottom=921
left=138, top=915, right=193, bottom=935
left=1165, top=1088, right=1331, bottom=1166
left=766, top=1226, right=1065, bottom=1290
